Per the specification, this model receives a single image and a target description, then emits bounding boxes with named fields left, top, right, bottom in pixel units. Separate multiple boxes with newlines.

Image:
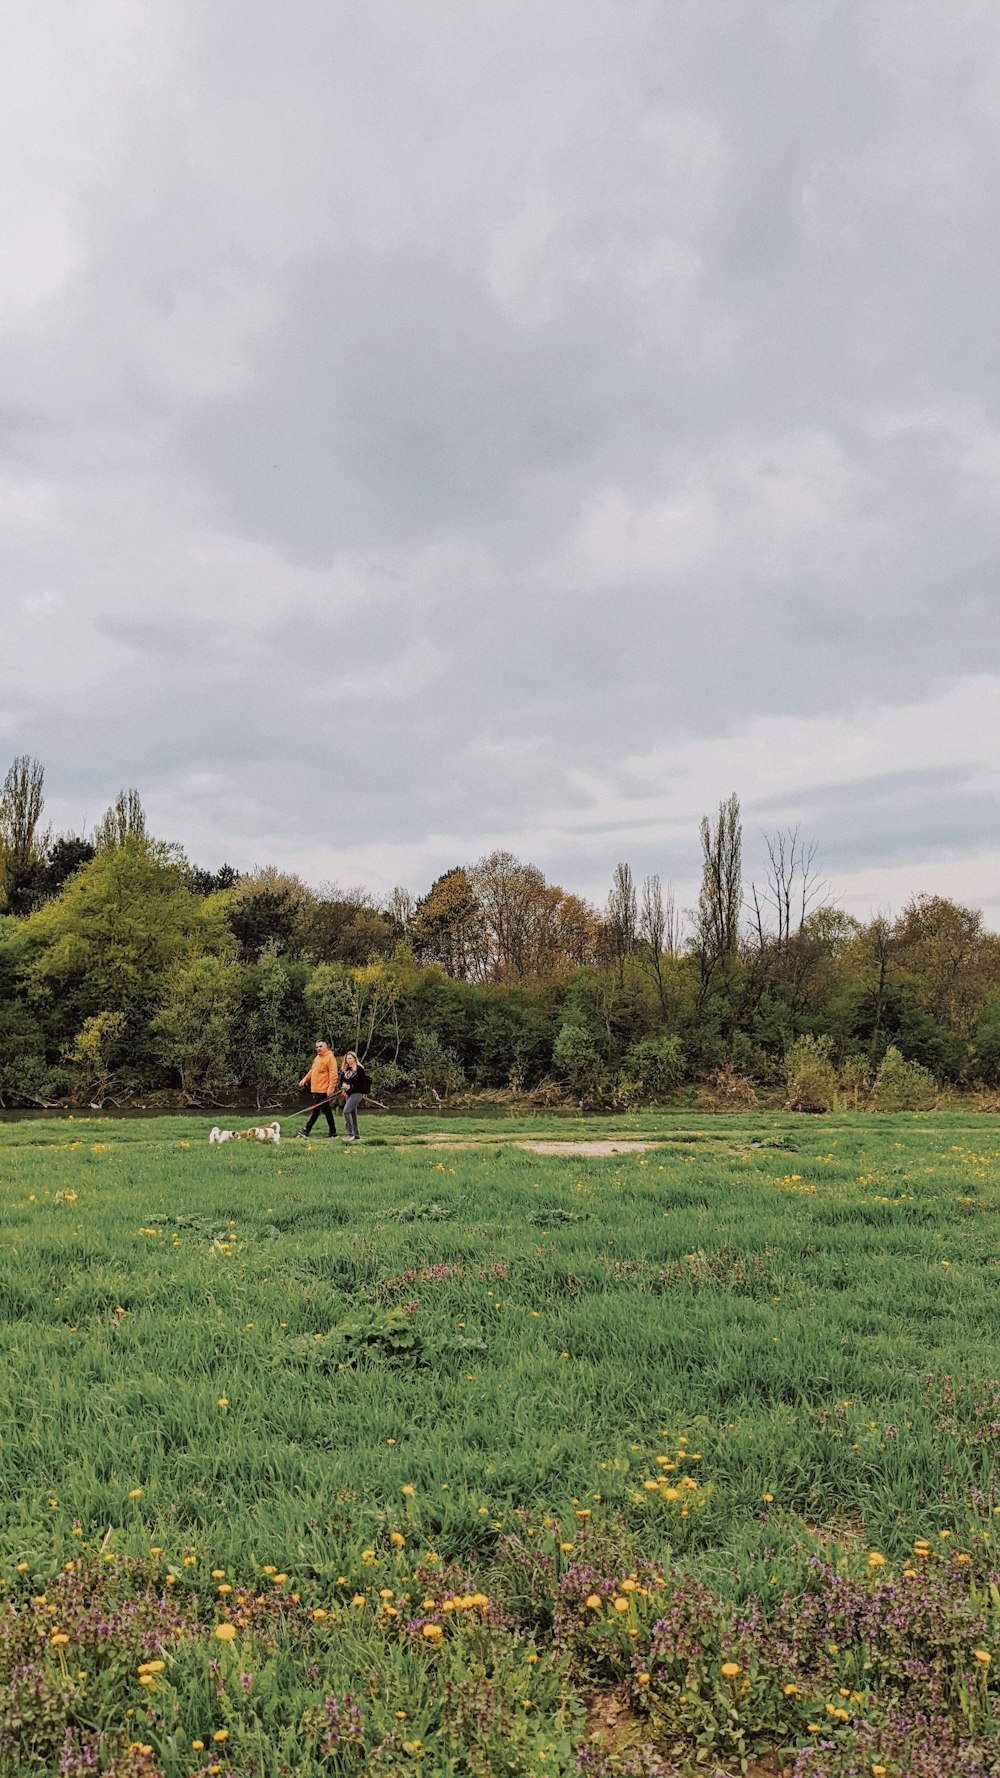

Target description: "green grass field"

left=0, top=1110, right=997, bottom=1778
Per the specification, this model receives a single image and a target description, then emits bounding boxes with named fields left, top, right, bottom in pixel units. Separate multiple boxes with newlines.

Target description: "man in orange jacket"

left=299, top=1040, right=339, bottom=1137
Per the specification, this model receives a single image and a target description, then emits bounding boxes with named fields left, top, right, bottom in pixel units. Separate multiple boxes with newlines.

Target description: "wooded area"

left=2, top=758, right=999, bottom=1108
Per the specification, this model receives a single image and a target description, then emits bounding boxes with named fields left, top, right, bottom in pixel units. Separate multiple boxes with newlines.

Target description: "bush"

left=784, top=1033, right=837, bottom=1112
left=868, top=1044, right=939, bottom=1111
left=617, top=1033, right=686, bottom=1105
left=406, top=1029, right=466, bottom=1101
left=552, top=1022, right=607, bottom=1103
left=696, top=1064, right=759, bottom=1109
left=839, top=1051, right=873, bottom=1109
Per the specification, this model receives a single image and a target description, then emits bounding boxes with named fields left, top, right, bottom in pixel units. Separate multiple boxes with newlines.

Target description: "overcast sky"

left=2, top=0, right=999, bottom=927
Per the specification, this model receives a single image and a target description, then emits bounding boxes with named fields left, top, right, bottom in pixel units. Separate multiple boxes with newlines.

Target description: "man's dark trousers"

left=304, top=1093, right=336, bottom=1136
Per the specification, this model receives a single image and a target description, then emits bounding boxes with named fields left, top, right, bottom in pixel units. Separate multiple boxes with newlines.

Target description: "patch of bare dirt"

left=582, top=1692, right=790, bottom=1777
left=583, top=1687, right=643, bottom=1754
left=516, top=1139, right=657, bottom=1156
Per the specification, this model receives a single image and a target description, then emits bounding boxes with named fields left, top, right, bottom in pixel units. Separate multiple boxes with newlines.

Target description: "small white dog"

left=210, top=1122, right=281, bottom=1146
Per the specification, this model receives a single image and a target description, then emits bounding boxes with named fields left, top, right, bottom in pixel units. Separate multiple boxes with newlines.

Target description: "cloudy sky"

left=2, top=0, right=999, bottom=925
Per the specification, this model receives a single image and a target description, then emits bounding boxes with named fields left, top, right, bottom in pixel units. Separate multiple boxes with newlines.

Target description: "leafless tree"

left=748, top=827, right=828, bottom=952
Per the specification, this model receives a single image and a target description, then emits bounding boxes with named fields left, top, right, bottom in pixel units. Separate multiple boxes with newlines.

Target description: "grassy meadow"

left=0, top=1109, right=997, bottom=1778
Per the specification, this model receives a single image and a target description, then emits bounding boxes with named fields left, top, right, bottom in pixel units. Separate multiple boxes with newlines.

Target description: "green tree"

left=238, top=946, right=309, bottom=1106
left=218, top=869, right=317, bottom=962
left=23, top=837, right=229, bottom=1076
left=412, top=868, right=483, bottom=980
left=892, top=894, right=1000, bottom=1033
left=93, top=788, right=148, bottom=850
left=695, top=793, right=742, bottom=975
left=971, top=990, right=1000, bottom=1084
left=0, top=755, right=49, bottom=915
left=64, top=1010, right=126, bottom=1106
left=605, top=861, right=638, bottom=981
left=303, top=963, right=355, bottom=1053
left=152, top=954, right=240, bottom=1100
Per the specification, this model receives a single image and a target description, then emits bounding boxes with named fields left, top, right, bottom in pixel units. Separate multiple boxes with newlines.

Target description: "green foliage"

left=63, top=1010, right=127, bottom=1104
left=617, top=1033, right=686, bottom=1105
left=22, top=838, right=227, bottom=1070
left=971, top=989, right=1000, bottom=1084
left=407, top=1029, right=466, bottom=1100
left=302, top=961, right=354, bottom=1048
left=0, top=780, right=997, bottom=1109
left=868, top=1044, right=940, bottom=1111
left=151, top=954, right=240, bottom=1100
left=784, top=1032, right=838, bottom=1112
left=552, top=1021, right=605, bottom=1099
left=217, top=867, right=315, bottom=962
left=238, top=946, right=310, bottom=1105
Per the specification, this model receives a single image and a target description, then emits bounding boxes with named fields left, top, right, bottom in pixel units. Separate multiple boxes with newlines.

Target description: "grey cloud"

left=2, top=1, right=1000, bottom=909
left=746, top=767, right=1000, bottom=876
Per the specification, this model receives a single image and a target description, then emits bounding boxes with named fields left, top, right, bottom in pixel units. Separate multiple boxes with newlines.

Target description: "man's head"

left=315, top=1041, right=328, bottom=1055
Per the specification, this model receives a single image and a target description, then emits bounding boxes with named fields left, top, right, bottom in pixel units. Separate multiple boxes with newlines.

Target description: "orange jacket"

left=308, top=1051, right=338, bottom=1094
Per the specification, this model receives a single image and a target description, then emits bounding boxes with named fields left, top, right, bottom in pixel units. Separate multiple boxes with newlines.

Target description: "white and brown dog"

left=210, top=1122, right=281, bottom=1146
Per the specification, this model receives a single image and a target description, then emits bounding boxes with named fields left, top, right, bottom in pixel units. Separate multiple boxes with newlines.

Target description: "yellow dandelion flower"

left=721, top=1661, right=740, bottom=1678
left=214, top=1623, right=236, bottom=1641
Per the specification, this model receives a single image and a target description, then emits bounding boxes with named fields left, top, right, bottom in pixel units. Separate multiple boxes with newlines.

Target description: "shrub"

left=552, top=1021, right=606, bottom=1102
left=407, top=1029, right=466, bottom=1101
left=696, top=1064, right=759, bottom=1109
left=868, top=1044, right=939, bottom=1111
left=617, top=1033, right=686, bottom=1105
left=784, top=1033, right=837, bottom=1112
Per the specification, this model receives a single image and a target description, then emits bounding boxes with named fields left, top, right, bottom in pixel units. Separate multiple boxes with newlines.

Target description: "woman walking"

left=298, top=1040, right=339, bottom=1137
left=340, top=1051, right=372, bottom=1143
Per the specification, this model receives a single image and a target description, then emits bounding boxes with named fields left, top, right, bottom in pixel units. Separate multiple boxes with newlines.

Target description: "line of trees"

left=1, top=756, right=999, bottom=1109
